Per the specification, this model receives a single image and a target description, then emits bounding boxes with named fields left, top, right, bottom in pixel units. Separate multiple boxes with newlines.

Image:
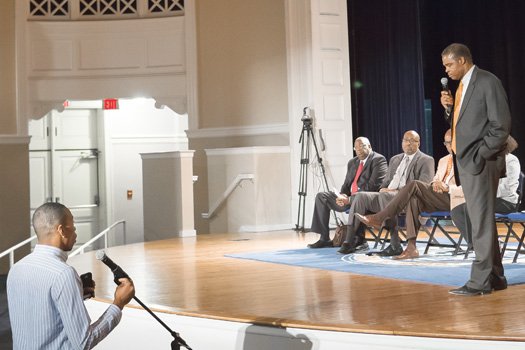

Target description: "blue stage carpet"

left=226, top=244, right=525, bottom=287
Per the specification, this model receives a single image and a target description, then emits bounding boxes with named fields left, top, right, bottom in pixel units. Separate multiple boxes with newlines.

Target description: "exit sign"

left=103, top=98, right=119, bottom=110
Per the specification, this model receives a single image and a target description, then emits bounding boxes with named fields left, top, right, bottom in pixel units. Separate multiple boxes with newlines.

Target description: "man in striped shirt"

left=7, top=202, right=135, bottom=349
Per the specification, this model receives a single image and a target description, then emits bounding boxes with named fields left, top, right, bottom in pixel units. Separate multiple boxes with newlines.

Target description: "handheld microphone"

left=96, top=250, right=129, bottom=284
left=440, top=77, right=452, bottom=114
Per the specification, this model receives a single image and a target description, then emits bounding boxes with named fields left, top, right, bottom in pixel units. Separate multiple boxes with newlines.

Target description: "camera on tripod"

left=301, top=107, right=313, bottom=123
left=295, top=107, right=341, bottom=232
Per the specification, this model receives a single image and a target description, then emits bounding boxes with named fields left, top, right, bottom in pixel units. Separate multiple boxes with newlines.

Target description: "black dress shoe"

left=491, top=276, right=508, bottom=291
left=307, top=239, right=333, bottom=249
left=449, top=285, right=492, bottom=296
left=337, top=242, right=355, bottom=254
left=374, top=244, right=403, bottom=257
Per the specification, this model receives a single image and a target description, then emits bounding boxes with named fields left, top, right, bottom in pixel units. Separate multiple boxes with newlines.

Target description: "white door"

left=29, top=109, right=102, bottom=246
left=53, top=149, right=100, bottom=245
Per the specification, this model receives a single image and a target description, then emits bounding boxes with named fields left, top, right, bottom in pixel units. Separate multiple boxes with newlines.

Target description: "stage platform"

left=68, top=230, right=525, bottom=349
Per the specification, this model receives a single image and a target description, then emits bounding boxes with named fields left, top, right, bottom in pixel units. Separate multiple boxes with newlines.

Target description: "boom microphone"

left=440, top=77, right=452, bottom=114
left=96, top=250, right=129, bottom=283
left=95, top=250, right=192, bottom=349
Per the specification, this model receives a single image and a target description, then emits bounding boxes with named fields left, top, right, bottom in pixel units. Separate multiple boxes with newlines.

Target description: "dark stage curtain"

left=348, top=0, right=525, bottom=169
left=420, top=0, right=525, bottom=164
left=348, top=0, right=428, bottom=161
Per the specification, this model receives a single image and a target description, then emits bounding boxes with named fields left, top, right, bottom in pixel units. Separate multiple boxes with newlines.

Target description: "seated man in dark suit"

left=307, top=137, right=388, bottom=248
left=355, top=129, right=456, bottom=259
left=338, top=130, right=435, bottom=254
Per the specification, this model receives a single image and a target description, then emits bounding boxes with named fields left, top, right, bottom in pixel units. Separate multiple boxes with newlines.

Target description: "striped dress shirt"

left=7, top=244, right=122, bottom=350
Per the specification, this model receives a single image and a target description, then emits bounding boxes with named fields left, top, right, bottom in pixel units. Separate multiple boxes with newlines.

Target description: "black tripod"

left=295, top=107, right=342, bottom=232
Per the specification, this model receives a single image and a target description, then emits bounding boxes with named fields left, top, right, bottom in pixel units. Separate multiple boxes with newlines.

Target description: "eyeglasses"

left=353, top=144, right=369, bottom=151
left=443, top=141, right=452, bottom=145
left=402, top=139, right=419, bottom=144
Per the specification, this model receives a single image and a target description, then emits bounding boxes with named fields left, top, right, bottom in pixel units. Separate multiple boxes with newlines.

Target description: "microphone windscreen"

left=95, top=250, right=106, bottom=261
left=440, top=77, right=448, bottom=88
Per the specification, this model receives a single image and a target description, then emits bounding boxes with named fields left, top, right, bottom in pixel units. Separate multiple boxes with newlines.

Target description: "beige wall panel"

left=320, top=24, right=343, bottom=50
left=319, top=0, right=341, bottom=14
left=31, top=40, right=74, bottom=71
left=0, top=0, right=16, bottom=133
left=196, top=0, right=288, bottom=128
left=80, top=38, right=142, bottom=70
left=321, top=59, right=344, bottom=85
left=147, top=35, right=185, bottom=68
left=322, top=94, right=345, bottom=121
left=0, top=144, right=30, bottom=273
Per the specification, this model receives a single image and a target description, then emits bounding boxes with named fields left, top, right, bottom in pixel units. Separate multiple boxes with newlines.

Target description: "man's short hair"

left=441, top=43, right=473, bottom=64
left=356, top=136, right=371, bottom=146
left=32, top=202, right=68, bottom=237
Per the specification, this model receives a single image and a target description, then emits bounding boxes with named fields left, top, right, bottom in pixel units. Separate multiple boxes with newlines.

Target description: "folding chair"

left=500, top=212, right=525, bottom=263
left=499, top=171, right=525, bottom=262
left=371, top=214, right=407, bottom=250
left=420, top=211, right=462, bottom=255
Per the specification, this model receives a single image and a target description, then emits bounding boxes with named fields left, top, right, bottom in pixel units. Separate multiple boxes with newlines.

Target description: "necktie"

left=451, top=81, right=464, bottom=153
left=442, top=156, right=453, bottom=183
left=388, top=156, right=410, bottom=190
left=351, top=161, right=364, bottom=194
left=398, top=156, right=411, bottom=188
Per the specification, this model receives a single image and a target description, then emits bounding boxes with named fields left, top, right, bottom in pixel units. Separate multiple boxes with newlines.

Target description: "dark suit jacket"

left=381, top=150, right=435, bottom=189
left=340, top=151, right=388, bottom=195
left=449, top=67, right=511, bottom=176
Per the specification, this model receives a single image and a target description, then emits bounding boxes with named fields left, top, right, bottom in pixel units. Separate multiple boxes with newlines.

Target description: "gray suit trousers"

left=459, top=159, right=504, bottom=290
left=343, top=191, right=396, bottom=243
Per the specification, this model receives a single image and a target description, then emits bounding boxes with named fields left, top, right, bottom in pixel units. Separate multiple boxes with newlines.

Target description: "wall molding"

left=110, top=135, right=188, bottom=144
left=186, top=123, right=289, bottom=139
left=141, top=150, right=195, bottom=160
left=0, top=135, right=31, bottom=145
left=205, top=146, right=290, bottom=157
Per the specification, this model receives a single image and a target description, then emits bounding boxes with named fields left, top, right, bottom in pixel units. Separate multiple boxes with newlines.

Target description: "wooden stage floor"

left=68, top=230, right=525, bottom=342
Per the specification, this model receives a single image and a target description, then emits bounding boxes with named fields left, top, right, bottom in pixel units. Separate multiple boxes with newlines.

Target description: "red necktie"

left=351, top=161, right=364, bottom=194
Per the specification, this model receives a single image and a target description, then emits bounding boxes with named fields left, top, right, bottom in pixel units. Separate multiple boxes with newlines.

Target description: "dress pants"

left=373, top=181, right=450, bottom=241
left=343, top=191, right=396, bottom=244
left=458, top=158, right=505, bottom=291
left=310, top=192, right=351, bottom=241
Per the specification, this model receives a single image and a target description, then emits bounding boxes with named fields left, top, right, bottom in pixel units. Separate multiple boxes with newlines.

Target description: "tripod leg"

left=295, top=126, right=310, bottom=232
left=308, top=128, right=343, bottom=227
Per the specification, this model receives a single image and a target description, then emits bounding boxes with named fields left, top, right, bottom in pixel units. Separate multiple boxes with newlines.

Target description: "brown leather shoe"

left=393, top=247, right=419, bottom=260
left=354, top=213, right=382, bottom=230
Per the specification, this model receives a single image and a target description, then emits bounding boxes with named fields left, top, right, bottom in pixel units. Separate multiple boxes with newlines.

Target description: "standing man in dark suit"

left=307, top=137, right=388, bottom=248
left=338, top=130, right=435, bottom=254
left=440, top=43, right=511, bottom=296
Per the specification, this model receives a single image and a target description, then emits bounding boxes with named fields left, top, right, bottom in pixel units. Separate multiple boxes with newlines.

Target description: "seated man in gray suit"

left=338, top=130, right=435, bottom=254
left=307, top=137, right=388, bottom=248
